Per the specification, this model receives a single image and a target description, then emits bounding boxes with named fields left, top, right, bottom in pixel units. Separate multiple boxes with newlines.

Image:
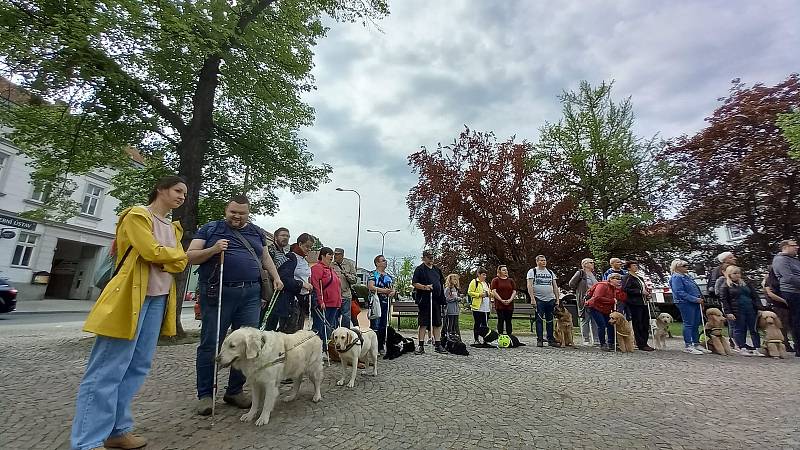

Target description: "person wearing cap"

left=332, top=247, right=358, bottom=328
left=412, top=250, right=447, bottom=354
left=708, top=251, right=736, bottom=298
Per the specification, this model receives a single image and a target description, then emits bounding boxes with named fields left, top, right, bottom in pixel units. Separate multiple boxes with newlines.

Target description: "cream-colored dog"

left=331, top=326, right=378, bottom=387
left=216, top=328, right=323, bottom=426
left=653, top=313, right=673, bottom=350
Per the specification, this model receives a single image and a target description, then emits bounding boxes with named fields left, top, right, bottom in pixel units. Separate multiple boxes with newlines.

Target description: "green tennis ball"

left=497, top=334, right=511, bottom=348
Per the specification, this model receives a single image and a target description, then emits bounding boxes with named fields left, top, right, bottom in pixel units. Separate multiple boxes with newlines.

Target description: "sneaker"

left=104, top=433, right=147, bottom=449
left=434, top=345, right=447, bottom=354
left=694, top=345, right=712, bottom=354
left=683, top=346, right=703, bottom=355
left=640, top=346, right=656, bottom=352
left=536, top=340, right=544, bottom=348
left=378, top=349, right=385, bottom=356
left=582, top=340, right=590, bottom=346
left=737, top=348, right=753, bottom=356
left=196, top=396, right=213, bottom=416
left=223, top=392, right=252, bottom=409
left=751, top=349, right=766, bottom=357
left=414, top=346, right=425, bottom=355
left=472, top=339, right=480, bottom=345
left=547, top=340, right=559, bottom=347
left=600, top=344, right=610, bottom=352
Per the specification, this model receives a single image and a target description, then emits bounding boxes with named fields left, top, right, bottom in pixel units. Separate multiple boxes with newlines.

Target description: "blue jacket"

left=669, top=274, right=702, bottom=304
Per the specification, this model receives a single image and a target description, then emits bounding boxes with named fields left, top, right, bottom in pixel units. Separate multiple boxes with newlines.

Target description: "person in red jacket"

left=311, top=247, right=342, bottom=351
left=585, top=273, right=625, bottom=351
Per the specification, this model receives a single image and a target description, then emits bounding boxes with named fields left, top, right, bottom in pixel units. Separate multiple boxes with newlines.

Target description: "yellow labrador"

left=216, top=328, right=323, bottom=426
left=331, top=326, right=378, bottom=388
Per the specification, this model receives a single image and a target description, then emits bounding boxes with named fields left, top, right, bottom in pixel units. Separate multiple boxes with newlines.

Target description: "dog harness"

left=253, top=333, right=319, bottom=371
left=707, top=327, right=724, bottom=337
left=341, top=328, right=368, bottom=353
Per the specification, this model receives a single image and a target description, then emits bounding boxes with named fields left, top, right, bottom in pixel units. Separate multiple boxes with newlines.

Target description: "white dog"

left=216, top=328, right=323, bottom=426
left=653, top=313, right=673, bottom=350
left=331, top=326, right=378, bottom=388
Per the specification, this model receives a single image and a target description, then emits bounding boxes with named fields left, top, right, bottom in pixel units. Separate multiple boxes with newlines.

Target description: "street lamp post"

left=336, top=187, right=361, bottom=270
left=366, top=229, right=401, bottom=255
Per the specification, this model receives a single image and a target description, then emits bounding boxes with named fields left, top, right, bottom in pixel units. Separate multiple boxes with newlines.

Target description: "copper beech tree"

left=665, top=74, right=800, bottom=265
left=406, top=127, right=586, bottom=282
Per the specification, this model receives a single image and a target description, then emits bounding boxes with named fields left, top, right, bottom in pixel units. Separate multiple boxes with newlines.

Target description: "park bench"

left=390, top=301, right=420, bottom=329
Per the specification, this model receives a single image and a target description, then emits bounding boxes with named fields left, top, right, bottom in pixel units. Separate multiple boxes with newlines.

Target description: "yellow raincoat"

left=83, top=206, right=188, bottom=339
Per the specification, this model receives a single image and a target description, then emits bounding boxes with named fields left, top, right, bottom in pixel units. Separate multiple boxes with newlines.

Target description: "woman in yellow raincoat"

left=71, top=176, right=188, bottom=450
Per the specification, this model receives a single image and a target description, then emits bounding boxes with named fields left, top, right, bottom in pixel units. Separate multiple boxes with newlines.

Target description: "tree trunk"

left=171, top=55, right=222, bottom=335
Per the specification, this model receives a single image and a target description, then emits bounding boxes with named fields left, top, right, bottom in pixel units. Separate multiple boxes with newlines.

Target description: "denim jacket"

left=669, top=274, right=702, bottom=304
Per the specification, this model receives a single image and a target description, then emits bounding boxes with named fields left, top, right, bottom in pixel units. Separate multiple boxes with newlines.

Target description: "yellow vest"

left=83, top=206, right=187, bottom=339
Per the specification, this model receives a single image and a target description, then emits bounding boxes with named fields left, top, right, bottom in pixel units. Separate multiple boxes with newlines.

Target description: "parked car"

left=0, top=275, right=18, bottom=313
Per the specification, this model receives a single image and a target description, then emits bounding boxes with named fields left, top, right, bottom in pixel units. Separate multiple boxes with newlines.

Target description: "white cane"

left=211, top=251, right=224, bottom=426
left=613, top=300, right=618, bottom=353
left=699, top=301, right=709, bottom=351
left=577, top=297, right=586, bottom=345
left=645, top=294, right=656, bottom=342
left=320, top=280, right=329, bottom=366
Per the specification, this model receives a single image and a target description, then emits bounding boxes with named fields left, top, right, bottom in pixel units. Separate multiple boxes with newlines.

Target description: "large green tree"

left=0, top=0, right=388, bottom=233
left=532, top=81, right=677, bottom=269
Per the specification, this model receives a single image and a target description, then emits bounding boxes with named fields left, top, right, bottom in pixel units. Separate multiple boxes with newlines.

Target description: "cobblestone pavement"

left=2, top=324, right=800, bottom=450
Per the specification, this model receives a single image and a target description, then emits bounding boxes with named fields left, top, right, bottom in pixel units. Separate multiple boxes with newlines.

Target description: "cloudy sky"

left=256, top=0, right=799, bottom=269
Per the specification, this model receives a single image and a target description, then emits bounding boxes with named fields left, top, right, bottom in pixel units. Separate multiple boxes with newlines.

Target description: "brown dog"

left=758, top=311, right=786, bottom=359
left=609, top=312, right=635, bottom=352
left=554, top=303, right=574, bottom=347
left=653, top=313, right=672, bottom=350
left=704, top=308, right=733, bottom=356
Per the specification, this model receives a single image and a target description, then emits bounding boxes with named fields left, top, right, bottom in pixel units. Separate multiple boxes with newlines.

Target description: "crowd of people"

left=66, top=175, right=800, bottom=450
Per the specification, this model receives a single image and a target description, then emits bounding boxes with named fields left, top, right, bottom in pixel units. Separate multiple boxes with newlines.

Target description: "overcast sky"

left=255, top=0, right=799, bottom=270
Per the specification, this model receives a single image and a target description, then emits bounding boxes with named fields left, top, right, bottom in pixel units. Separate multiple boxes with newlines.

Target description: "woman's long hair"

left=445, top=273, right=460, bottom=289
left=724, top=265, right=745, bottom=287
left=147, top=175, right=187, bottom=204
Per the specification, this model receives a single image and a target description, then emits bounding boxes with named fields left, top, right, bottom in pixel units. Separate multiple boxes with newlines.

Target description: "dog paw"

left=240, top=412, right=256, bottom=423
left=346, top=380, right=355, bottom=388
left=255, top=415, right=271, bottom=426
left=371, top=370, right=377, bottom=377
left=336, top=379, right=344, bottom=386
left=312, top=394, right=322, bottom=403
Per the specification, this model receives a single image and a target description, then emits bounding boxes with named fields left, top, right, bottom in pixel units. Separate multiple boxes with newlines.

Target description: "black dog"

left=384, top=326, right=416, bottom=360
left=441, top=333, right=469, bottom=356
left=508, top=334, right=526, bottom=348
left=470, top=327, right=499, bottom=348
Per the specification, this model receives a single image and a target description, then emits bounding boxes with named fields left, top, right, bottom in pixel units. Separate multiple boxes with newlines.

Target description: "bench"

left=389, top=301, right=540, bottom=332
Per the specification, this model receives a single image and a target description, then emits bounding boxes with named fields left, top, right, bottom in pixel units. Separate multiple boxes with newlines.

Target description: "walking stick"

left=645, top=295, right=656, bottom=342
left=430, top=290, right=434, bottom=346
left=577, top=297, right=586, bottom=345
left=613, top=300, right=618, bottom=353
left=699, top=301, right=709, bottom=351
left=211, top=251, right=225, bottom=426
left=320, top=279, right=329, bottom=366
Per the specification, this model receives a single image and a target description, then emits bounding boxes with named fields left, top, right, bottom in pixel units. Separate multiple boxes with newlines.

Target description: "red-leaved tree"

left=664, top=74, right=800, bottom=265
left=407, top=127, right=586, bottom=283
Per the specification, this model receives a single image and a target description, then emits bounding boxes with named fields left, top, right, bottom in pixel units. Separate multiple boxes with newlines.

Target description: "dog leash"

left=259, top=289, right=283, bottom=331
left=252, top=332, right=319, bottom=371
left=340, top=329, right=375, bottom=353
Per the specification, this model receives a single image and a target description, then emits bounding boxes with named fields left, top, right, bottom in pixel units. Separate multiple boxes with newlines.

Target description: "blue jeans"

left=589, top=308, right=615, bottom=347
left=71, top=295, right=166, bottom=450
left=370, top=297, right=390, bottom=352
left=196, top=281, right=261, bottom=399
left=733, top=301, right=760, bottom=349
left=676, top=302, right=701, bottom=346
left=535, top=300, right=555, bottom=342
left=339, top=298, right=352, bottom=328
left=312, top=304, right=340, bottom=351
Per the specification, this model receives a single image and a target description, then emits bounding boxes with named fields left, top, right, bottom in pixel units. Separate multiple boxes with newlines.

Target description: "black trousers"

left=473, top=311, right=488, bottom=341
left=497, top=309, right=513, bottom=335
left=628, top=303, right=651, bottom=349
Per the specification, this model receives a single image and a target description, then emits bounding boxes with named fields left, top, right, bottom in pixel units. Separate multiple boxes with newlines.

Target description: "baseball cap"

left=334, top=247, right=345, bottom=254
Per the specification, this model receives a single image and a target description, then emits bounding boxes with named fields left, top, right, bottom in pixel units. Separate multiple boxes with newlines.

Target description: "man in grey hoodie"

left=772, top=239, right=800, bottom=357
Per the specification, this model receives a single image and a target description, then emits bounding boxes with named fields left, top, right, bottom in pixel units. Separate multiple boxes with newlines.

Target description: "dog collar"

left=341, top=328, right=370, bottom=353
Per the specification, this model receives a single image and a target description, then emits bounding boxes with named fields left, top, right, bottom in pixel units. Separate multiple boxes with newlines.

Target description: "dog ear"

left=757, top=312, right=767, bottom=330
left=245, top=332, right=263, bottom=359
left=345, top=331, right=353, bottom=347
left=774, top=314, right=783, bottom=330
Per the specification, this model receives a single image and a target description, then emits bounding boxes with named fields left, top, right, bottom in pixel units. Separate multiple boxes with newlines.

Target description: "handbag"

left=94, top=245, right=133, bottom=290
left=369, top=272, right=384, bottom=320
left=230, top=227, right=271, bottom=301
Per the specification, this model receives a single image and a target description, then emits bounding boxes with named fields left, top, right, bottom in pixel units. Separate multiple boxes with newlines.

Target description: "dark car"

left=0, top=275, right=18, bottom=313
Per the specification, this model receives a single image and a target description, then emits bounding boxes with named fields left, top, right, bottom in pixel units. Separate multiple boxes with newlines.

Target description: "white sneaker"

left=751, top=349, right=766, bottom=357
left=582, top=340, right=591, bottom=346
left=683, top=346, right=703, bottom=355
left=738, top=348, right=753, bottom=356
left=694, top=344, right=712, bottom=354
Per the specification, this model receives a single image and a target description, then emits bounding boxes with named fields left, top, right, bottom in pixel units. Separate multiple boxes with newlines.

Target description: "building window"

left=11, top=232, right=37, bottom=267
left=30, top=181, right=52, bottom=203
left=81, top=184, right=103, bottom=216
left=727, top=225, right=750, bottom=241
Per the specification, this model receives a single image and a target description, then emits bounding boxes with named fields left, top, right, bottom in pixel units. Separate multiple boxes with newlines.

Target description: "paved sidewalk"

left=1, top=326, right=799, bottom=449
left=14, top=298, right=195, bottom=314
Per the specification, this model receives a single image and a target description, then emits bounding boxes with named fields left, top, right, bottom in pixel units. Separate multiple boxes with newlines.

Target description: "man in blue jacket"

left=772, top=239, right=800, bottom=357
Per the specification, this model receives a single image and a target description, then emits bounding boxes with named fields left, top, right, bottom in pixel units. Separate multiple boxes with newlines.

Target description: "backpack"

left=766, top=266, right=781, bottom=295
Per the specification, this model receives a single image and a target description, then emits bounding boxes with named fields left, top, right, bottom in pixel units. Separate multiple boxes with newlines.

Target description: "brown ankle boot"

left=104, top=432, right=147, bottom=449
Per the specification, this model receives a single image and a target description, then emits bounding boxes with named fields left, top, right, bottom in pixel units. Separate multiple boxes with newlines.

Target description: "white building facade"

left=0, top=138, right=120, bottom=301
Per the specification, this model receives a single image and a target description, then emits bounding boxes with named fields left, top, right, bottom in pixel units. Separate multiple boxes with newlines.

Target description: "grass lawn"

left=394, top=313, right=714, bottom=338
